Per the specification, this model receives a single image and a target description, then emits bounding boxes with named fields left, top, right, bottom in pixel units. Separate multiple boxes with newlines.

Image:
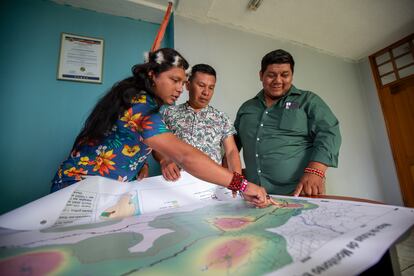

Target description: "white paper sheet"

left=0, top=172, right=239, bottom=230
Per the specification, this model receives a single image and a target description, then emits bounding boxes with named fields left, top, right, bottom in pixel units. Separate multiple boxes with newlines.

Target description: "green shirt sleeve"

left=234, top=106, right=245, bottom=151
left=306, top=93, right=341, bottom=167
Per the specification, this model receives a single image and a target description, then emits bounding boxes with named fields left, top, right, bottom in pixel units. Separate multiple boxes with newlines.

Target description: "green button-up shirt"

left=234, top=85, right=341, bottom=195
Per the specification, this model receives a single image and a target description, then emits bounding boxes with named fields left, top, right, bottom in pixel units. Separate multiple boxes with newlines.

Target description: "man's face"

left=187, top=72, right=216, bottom=110
left=260, top=63, right=293, bottom=102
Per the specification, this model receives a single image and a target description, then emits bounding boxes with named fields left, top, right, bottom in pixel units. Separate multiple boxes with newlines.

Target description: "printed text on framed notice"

left=57, top=33, right=104, bottom=83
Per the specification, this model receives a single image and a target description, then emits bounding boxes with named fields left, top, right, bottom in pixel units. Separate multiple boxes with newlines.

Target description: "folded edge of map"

left=0, top=172, right=239, bottom=230
left=0, top=174, right=413, bottom=276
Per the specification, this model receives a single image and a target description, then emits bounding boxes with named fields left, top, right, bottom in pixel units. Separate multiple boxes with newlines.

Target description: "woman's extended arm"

left=145, top=133, right=268, bottom=206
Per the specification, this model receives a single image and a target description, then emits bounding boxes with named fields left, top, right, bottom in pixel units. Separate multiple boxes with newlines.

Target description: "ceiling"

left=52, top=0, right=414, bottom=61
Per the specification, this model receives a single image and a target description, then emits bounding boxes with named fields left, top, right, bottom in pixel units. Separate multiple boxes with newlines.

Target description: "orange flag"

left=150, top=2, right=173, bottom=52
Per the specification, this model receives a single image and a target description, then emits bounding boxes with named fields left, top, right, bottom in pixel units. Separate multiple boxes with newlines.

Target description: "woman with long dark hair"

left=51, top=48, right=270, bottom=207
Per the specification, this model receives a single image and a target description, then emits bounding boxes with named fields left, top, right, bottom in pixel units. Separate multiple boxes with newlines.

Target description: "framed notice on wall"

left=57, top=33, right=104, bottom=83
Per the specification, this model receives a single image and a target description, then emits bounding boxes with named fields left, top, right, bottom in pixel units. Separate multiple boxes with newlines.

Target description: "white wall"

left=357, top=59, right=403, bottom=205
left=174, top=16, right=403, bottom=204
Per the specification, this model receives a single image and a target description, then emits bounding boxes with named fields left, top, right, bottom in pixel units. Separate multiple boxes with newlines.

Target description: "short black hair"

left=261, top=49, right=295, bottom=73
left=189, top=64, right=216, bottom=81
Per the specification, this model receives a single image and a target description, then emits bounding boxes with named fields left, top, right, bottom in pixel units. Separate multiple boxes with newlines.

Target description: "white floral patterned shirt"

left=162, top=102, right=236, bottom=164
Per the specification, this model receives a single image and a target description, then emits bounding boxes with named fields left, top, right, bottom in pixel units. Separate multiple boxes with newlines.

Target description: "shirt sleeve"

left=130, top=99, right=170, bottom=140
left=306, top=93, right=342, bottom=167
left=234, top=107, right=243, bottom=151
left=161, top=106, right=172, bottom=128
left=221, top=112, right=236, bottom=142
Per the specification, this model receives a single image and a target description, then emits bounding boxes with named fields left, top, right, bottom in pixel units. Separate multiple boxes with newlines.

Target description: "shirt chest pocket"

left=279, top=109, right=308, bottom=133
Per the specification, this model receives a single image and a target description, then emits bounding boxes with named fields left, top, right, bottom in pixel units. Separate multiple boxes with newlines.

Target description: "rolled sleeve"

left=308, top=95, right=341, bottom=167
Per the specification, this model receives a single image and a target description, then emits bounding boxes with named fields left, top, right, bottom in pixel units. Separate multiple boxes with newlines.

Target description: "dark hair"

left=261, top=49, right=295, bottom=73
left=73, top=48, right=189, bottom=148
left=188, top=63, right=216, bottom=82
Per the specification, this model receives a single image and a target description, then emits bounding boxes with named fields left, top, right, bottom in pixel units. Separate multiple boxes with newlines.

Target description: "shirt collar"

left=255, top=85, right=301, bottom=104
left=184, top=101, right=209, bottom=112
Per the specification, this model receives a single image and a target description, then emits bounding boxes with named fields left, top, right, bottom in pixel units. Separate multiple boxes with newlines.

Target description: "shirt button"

left=257, top=138, right=260, bottom=141
left=255, top=154, right=259, bottom=157
left=258, top=169, right=261, bottom=173
left=265, top=111, right=268, bottom=114
left=260, top=123, right=263, bottom=127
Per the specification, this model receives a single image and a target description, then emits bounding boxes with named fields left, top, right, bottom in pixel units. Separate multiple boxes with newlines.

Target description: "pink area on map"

left=213, top=217, right=252, bottom=231
left=206, top=238, right=252, bottom=268
left=0, top=251, right=65, bottom=276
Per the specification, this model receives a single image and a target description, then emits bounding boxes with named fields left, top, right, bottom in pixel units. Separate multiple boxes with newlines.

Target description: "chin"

left=272, top=90, right=287, bottom=96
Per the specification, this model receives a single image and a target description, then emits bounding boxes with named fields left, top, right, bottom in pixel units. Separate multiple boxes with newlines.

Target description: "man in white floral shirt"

left=157, top=64, right=242, bottom=181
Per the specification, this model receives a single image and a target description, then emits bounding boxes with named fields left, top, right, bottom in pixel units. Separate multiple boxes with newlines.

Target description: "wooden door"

left=369, top=34, right=414, bottom=207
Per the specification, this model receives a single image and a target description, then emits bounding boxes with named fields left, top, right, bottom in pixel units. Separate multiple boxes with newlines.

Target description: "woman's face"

left=152, top=67, right=187, bottom=105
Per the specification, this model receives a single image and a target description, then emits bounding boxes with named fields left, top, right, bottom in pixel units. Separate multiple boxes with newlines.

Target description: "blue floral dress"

left=51, top=92, right=170, bottom=192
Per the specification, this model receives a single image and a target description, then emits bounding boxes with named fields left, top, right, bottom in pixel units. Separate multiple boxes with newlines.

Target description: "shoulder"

left=208, top=106, right=232, bottom=121
left=294, top=87, right=337, bottom=118
left=130, top=92, right=158, bottom=111
left=163, top=103, right=185, bottom=116
left=237, top=97, right=260, bottom=116
left=293, top=86, right=321, bottom=100
left=241, top=96, right=260, bottom=108
left=292, top=87, right=327, bottom=107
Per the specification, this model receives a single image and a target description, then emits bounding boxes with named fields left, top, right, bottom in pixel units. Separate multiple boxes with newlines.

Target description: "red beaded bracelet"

left=304, top=167, right=325, bottom=179
left=228, top=172, right=248, bottom=192
left=240, top=179, right=248, bottom=192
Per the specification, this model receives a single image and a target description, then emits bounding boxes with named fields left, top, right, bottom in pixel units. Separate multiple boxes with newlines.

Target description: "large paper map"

left=0, top=173, right=413, bottom=276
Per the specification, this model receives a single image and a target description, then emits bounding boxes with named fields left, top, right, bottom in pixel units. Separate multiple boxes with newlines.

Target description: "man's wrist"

left=228, top=172, right=248, bottom=192
left=304, top=167, right=325, bottom=179
left=308, top=161, right=327, bottom=172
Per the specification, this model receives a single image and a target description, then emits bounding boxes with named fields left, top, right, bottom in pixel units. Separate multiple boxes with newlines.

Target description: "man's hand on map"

left=137, top=163, right=149, bottom=181
left=160, top=159, right=181, bottom=181
left=293, top=173, right=325, bottom=196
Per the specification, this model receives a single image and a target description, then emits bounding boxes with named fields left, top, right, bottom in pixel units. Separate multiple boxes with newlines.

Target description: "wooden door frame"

left=368, top=33, right=414, bottom=207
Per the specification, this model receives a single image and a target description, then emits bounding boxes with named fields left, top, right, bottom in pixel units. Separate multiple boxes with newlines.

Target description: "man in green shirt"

left=235, top=49, right=341, bottom=196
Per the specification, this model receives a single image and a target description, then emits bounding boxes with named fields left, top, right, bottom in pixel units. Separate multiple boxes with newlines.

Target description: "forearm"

left=146, top=134, right=270, bottom=206
left=146, top=133, right=233, bottom=187
left=222, top=135, right=242, bottom=174
left=307, top=161, right=328, bottom=172
left=179, top=148, right=234, bottom=187
left=152, top=150, right=166, bottom=163
left=225, top=150, right=242, bottom=174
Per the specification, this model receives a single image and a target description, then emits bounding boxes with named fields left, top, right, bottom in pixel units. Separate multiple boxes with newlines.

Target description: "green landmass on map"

left=0, top=198, right=317, bottom=276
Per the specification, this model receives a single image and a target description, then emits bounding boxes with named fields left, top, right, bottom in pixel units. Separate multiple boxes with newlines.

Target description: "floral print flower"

left=64, top=167, right=88, bottom=180
left=137, top=115, right=154, bottom=131
left=121, top=109, right=154, bottom=132
left=122, top=145, right=140, bottom=157
left=131, top=95, right=146, bottom=104
left=129, top=161, right=138, bottom=171
left=78, top=156, right=90, bottom=165
left=120, top=109, right=141, bottom=132
left=96, top=145, right=108, bottom=155
left=91, top=149, right=116, bottom=176
left=51, top=92, right=171, bottom=192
